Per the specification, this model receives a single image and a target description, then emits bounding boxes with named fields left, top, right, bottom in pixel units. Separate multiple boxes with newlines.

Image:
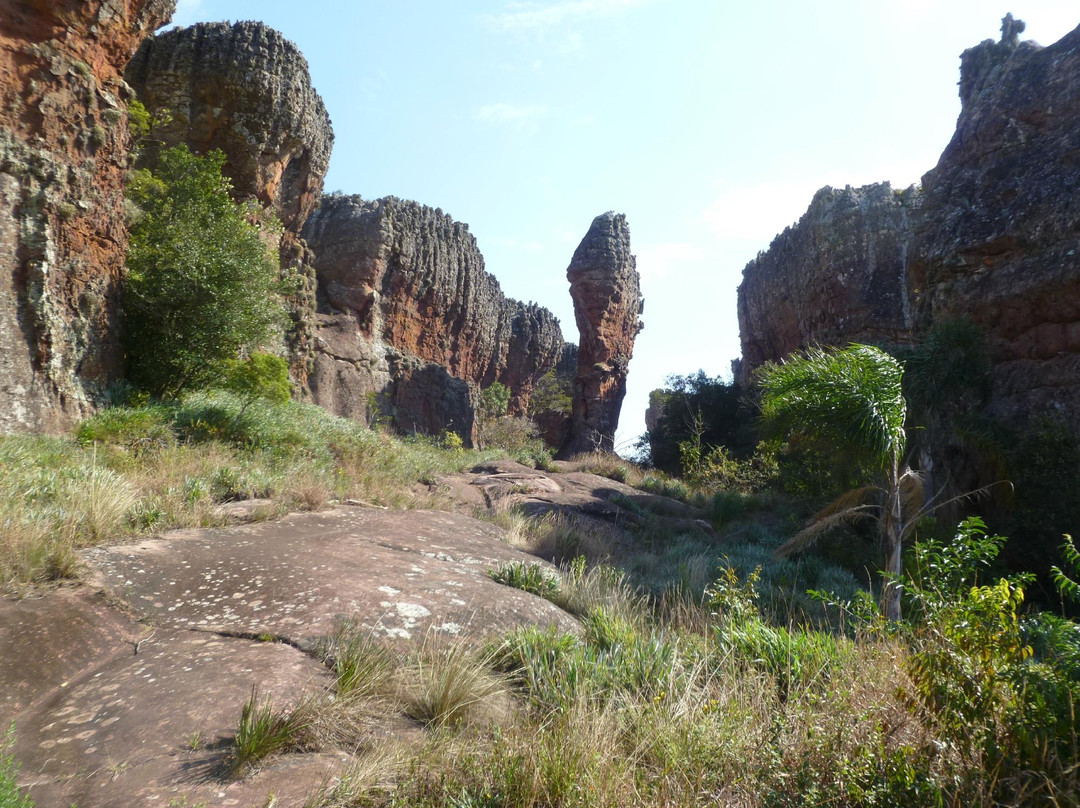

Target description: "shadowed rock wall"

left=561, top=212, right=643, bottom=456
left=737, top=183, right=918, bottom=384
left=909, top=18, right=1080, bottom=428
left=0, top=0, right=175, bottom=433
left=737, top=17, right=1080, bottom=434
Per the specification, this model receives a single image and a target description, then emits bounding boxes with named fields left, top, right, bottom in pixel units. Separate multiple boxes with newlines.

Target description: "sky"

left=166, top=0, right=1078, bottom=453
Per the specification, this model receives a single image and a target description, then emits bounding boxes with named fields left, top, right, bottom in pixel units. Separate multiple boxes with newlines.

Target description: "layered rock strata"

left=301, top=195, right=565, bottom=441
left=0, top=0, right=175, bottom=432
left=909, top=17, right=1080, bottom=428
left=737, top=183, right=918, bottom=384
left=561, top=212, right=643, bottom=456
left=125, top=21, right=335, bottom=384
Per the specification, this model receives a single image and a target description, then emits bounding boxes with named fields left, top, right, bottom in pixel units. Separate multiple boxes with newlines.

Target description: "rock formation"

left=125, top=21, right=333, bottom=235
left=301, top=195, right=565, bottom=441
left=0, top=0, right=175, bottom=433
left=125, top=21, right=335, bottom=382
left=737, top=17, right=1080, bottom=435
left=561, top=212, right=643, bottom=456
left=737, top=183, right=918, bottom=384
left=908, top=16, right=1080, bottom=428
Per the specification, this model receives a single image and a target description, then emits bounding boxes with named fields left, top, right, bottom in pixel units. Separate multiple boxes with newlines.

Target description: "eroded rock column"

left=561, top=212, right=643, bottom=456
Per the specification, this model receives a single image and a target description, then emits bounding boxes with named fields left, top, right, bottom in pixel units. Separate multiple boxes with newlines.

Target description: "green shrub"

left=488, top=561, right=560, bottom=600
left=76, top=406, right=175, bottom=451
left=123, top=145, right=287, bottom=398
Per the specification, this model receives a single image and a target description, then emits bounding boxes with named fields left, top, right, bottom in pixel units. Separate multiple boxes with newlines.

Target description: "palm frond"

left=898, top=467, right=925, bottom=520
left=773, top=504, right=878, bottom=558
left=756, top=344, right=906, bottom=470
left=813, top=485, right=881, bottom=520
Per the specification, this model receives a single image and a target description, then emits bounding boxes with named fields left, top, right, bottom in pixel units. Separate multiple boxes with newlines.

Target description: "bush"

left=123, top=145, right=287, bottom=398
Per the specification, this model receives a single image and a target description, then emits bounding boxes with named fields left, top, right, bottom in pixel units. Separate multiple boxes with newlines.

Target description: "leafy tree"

left=123, top=145, right=286, bottom=398
left=757, top=344, right=913, bottom=619
left=641, top=371, right=755, bottom=474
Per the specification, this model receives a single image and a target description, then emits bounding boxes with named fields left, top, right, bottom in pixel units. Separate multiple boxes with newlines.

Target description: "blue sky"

left=166, top=1, right=1077, bottom=451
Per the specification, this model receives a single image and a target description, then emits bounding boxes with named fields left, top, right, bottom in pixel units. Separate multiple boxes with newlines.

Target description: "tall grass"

left=1, top=395, right=502, bottom=591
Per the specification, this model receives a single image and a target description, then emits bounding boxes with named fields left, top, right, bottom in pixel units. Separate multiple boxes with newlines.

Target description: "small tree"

left=757, top=344, right=913, bottom=619
left=123, top=145, right=286, bottom=398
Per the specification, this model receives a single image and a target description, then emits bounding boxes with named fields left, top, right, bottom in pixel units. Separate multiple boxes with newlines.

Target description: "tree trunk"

left=881, top=459, right=904, bottom=621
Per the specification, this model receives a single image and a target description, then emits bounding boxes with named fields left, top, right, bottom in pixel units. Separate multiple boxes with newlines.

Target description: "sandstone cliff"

left=562, top=212, right=643, bottom=456
left=301, top=194, right=565, bottom=440
left=737, top=183, right=918, bottom=384
left=0, top=0, right=175, bottom=433
left=909, top=16, right=1080, bottom=428
left=125, top=21, right=334, bottom=382
left=125, top=21, right=333, bottom=236
left=736, top=17, right=1080, bottom=435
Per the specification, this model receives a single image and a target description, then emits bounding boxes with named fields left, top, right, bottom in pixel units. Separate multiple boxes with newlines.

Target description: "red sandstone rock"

left=302, top=195, right=565, bottom=441
left=0, top=0, right=174, bottom=432
left=561, top=212, right=643, bottom=456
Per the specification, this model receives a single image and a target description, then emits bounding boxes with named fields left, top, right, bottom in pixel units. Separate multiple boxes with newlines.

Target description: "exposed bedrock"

left=561, top=212, right=643, bottom=456
left=736, top=183, right=918, bottom=384
left=737, top=17, right=1080, bottom=434
left=125, top=21, right=333, bottom=235
left=0, top=0, right=175, bottom=433
left=909, top=17, right=1080, bottom=429
left=301, top=194, right=565, bottom=440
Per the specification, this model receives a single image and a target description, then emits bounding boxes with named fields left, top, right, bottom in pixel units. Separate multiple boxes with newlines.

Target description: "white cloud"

left=474, top=103, right=549, bottom=130
left=483, top=0, right=652, bottom=33
left=634, top=242, right=704, bottom=280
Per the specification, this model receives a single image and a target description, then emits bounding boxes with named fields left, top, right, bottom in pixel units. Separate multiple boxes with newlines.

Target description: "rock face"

left=125, top=21, right=333, bottom=236
left=0, top=0, right=175, bottom=433
left=908, top=17, right=1080, bottom=428
left=737, top=18, right=1080, bottom=435
left=125, top=21, right=334, bottom=383
left=301, top=194, right=565, bottom=441
left=737, top=183, right=918, bottom=384
left=562, top=212, right=643, bottom=456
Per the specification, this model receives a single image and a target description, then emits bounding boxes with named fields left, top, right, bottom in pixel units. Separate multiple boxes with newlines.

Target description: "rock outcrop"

left=737, top=183, right=918, bottom=384
left=125, top=21, right=333, bottom=235
left=561, top=212, right=643, bottom=456
left=301, top=194, right=565, bottom=441
left=0, top=0, right=175, bottom=433
left=737, top=17, right=1080, bottom=435
left=909, top=16, right=1080, bottom=428
left=125, top=21, right=334, bottom=383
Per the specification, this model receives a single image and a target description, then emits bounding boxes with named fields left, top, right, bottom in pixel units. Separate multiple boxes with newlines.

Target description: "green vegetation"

left=123, top=145, right=287, bottom=398
left=0, top=395, right=503, bottom=590
left=231, top=685, right=310, bottom=776
left=757, top=344, right=912, bottom=619
left=0, top=725, right=33, bottom=808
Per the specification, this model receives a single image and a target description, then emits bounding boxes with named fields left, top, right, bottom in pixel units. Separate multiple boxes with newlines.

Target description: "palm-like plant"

left=757, top=344, right=913, bottom=620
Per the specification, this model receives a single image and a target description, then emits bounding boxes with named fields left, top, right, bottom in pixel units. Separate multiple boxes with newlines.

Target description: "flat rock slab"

left=12, top=625, right=337, bottom=808
left=83, top=507, right=578, bottom=646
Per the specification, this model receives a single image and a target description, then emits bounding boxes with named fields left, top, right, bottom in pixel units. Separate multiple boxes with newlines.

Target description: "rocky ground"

left=2, top=460, right=708, bottom=807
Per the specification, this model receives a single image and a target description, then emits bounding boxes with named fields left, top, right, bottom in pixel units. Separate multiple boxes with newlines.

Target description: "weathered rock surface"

left=126, top=21, right=334, bottom=385
left=737, top=183, right=918, bottom=384
left=302, top=195, right=565, bottom=439
left=0, top=0, right=175, bottom=433
left=125, top=21, right=333, bottom=236
left=909, top=16, right=1080, bottom=428
left=5, top=507, right=579, bottom=806
left=736, top=18, right=1080, bottom=435
left=562, top=212, right=643, bottom=456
